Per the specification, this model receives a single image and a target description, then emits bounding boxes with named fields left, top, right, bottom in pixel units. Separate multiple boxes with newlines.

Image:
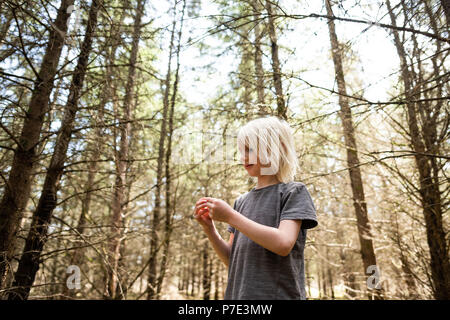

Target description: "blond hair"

left=237, top=116, right=299, bottom=183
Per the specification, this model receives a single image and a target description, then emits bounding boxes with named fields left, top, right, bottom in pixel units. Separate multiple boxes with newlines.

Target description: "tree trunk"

left=305, top=258, right=312, bottom=298
left=0, top=0, right=75, bottom=289
left=326, top=247, right=335, bottom=299
left=106, top=0, right=144, bottom=300
left=325, top=0, right=382, bottom=300
left=238, top=24, right=253, bottom=114
left=7, top=0, right=101, bottom=300
left=265, top=0, right=286, bottom=119
left=321, top=261, right=328, bottom=299
left=254, top=13, right=266, bottom=113
left=202, top=244, right=211, bottom=300
left=189, top=258, right=195, bottom=297
left=337, top=230, right=357, bottom=299
left=317, top=261, right=322, bottom=299
left=147, top=0, right=178, bottom=300
left=64, top=2, right=127, bottom=299
left=48, top=215, right=64, bottom=299
left=156, top=0, right=186, bottom=298
left=213, top=259, right=220, bottom=300
left=390, top=207, right=418, bottom=299
left=386, top=0, right=450, bottom=300
left=250, top=0, right=267, bottom=116
left=346, top=273, right=358, bottom=299
left=61, top=148, right=100, bottom=300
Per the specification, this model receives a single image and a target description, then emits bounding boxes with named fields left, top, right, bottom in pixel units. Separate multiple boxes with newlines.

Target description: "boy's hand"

left=194, top=198, right=213, bottom=230
left=196, top=197, right=237, bottom=224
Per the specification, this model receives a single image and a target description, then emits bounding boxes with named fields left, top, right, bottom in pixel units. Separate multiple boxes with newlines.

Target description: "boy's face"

left=239, top=144, right=273, bottom=177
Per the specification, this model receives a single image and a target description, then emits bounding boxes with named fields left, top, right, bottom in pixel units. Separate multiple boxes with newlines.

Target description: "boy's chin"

left=246, top=168, right=259, bottom=177
left=248, top=170, right=261, bottom=177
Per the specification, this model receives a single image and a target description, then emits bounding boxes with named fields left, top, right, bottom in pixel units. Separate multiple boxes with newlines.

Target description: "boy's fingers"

left=195, top=201, right=206, bottom=209
left=198, top=197, right=214, bottom=203
left=196, top=198, right=213, bottom=207
left=196, top=199, right=207, bottom=206
left=193, top=205, right=200, bottom=214
left=197, top=202, right=211, bottom=210
left=193, top=211, right=209, bottom=223
left=194, top=209, right=207, bottom=217
left=193, top=204, right=210, bottom=217
left=193, top=198, right=214, bottom=218
left=194, top=203, right=204, bottom=214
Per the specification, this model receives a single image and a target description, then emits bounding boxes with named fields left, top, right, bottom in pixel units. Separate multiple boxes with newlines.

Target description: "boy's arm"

left=197, top=197, right=301, bottom=257
left=202, top=225, right=234, bottom=266
left=228, top=211, right=301, bottom=256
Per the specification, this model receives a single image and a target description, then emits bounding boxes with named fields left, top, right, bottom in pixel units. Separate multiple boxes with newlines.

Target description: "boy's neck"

left=255, top=175, right=281, bottom=190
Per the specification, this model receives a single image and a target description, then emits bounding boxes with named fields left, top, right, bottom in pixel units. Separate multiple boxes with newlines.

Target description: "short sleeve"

left=280, top=184, right=318, bottom=229
left=227, top=198, right=239, bottom=233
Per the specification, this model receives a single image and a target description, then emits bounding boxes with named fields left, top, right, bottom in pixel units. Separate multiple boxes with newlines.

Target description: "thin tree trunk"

left=48, top=215, right=64, bottom=299
left=202, top=244, right=211, bottom=300
left=250, top=0, right=267, bottom=114
left=107, top=0, right=144, bottom=300
left=7, top=0, right=102, bottom=300
left=213, top=259, right=220, bottom=300
left=147, top=0, right=177, bottom=300
left=64, top=3, right=127, bottom=299
left=265, top=0, right=286, bottom=119
left=321, top=261, right=327, bottom=299
left=240, top=42, right=253, bottom=111
left=183, top=262, right=189, bottom=295
left=317, top=261, right=322, bottom=299
left=386, top=0, right=450, bottom=300
left=0, top=0, right=75, bottom=289
left=305, top=258, right=312, bottom=298
left=390, top=208, right=418, bottom=299
left=326, top=246, right=335, bottom=299
left=328, top=267, right=335, bottom=299
left=325, top=0, right=382, bottom=300
left=253, top=9, right=266, bottom=113
left=346, top=273, right=358, bottom=299
left=156, top=0, right=186, bottom=298
left=399, top=252, right=418, bottom=299
left=337, top=231, right=357, bottom=299
left=177, top=255, right=184, bottom=292
left=189, top=258, right=195, bottom=297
